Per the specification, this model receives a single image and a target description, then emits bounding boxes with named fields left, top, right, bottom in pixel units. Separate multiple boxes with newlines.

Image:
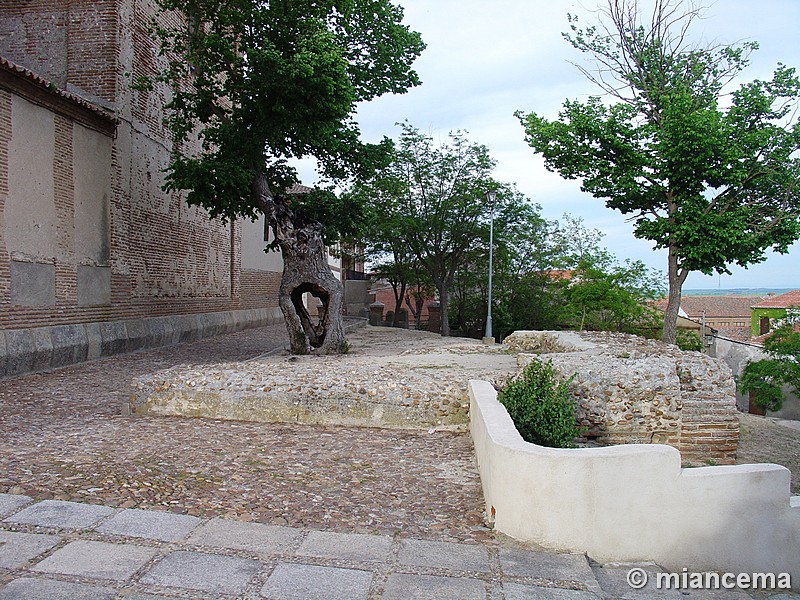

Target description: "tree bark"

left=662, top=243, right=688, bottom=345
left=252, top=172, right=347, bottom=354
left=438, top=283, right=450, bottom=337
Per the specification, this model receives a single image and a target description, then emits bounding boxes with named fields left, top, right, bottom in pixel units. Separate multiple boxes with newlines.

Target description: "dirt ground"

left=737, top=413, right=800, bottom=494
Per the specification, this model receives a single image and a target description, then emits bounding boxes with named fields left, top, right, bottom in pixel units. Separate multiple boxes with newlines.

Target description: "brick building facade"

left=0, top=0, right=309, bottom=376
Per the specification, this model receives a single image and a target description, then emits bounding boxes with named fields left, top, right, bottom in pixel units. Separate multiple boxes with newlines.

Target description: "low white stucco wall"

left=469, top=379, right=800, bottom=588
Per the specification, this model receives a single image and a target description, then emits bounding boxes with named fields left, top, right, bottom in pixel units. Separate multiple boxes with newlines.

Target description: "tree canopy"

left=141, top=0, right=425, bottom=353
left=516, top=0, right=800, bottom=344
left=348, top=123, right=530, bottom=336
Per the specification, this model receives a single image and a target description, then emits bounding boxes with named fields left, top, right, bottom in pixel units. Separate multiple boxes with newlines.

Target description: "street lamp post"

left=483, top=190, right=496, bottom=344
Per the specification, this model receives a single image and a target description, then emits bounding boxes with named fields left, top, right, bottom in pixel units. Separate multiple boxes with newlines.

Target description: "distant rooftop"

left=655, top=295, right=764, bottom=318
left=751, top=289, right=800, bottom=309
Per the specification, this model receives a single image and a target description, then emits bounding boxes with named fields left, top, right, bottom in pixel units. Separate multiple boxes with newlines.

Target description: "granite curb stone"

left=31, top=540, right=157, bottom=581
left=0, top=578, right=117, bottom=600
left=398, top=538, right=491, bottom=573
left=96, top=508, right=202, bottom=542
left=3, top=500, right=116, bottom=529
left=139, top=550, right=262, bottom=595
left=261, top=562, right=373, bottom=600
left=0, top=531, right=61, bottom=569
left=295, top=530, right=392, bottom=562
left=187, top=517, right=303, bottom=554
left=382, top=573, right=487, bottom=600
left=0, top=494, right=32, bottom=518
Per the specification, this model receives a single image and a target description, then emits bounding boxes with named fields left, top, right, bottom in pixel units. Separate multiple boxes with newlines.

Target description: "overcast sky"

left=299, top=0, right=800, bottom=290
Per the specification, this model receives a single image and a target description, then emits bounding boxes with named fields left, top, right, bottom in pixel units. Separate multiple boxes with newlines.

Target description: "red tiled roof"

left=751, top=289, right=800, bottom=309
left=0, top=56, right=114, bottom=121
left=654, top=295, right=763, bottom=318
left=287, top=184, right=314, bottom=195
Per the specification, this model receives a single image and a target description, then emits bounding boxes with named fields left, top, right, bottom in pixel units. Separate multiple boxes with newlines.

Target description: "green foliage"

left=516, top=0, right=800, bottom=344
left=675, top=329, right=703, bottom=352
left=739, top=324, right=800, bottom=411
left=143, top=0, right=424, bottom=229
left=347, top=123, right=515, bottom=335
left=498, top=358, right=583, bottom=448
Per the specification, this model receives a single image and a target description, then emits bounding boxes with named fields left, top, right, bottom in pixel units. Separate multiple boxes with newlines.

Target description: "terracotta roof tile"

left=654, top=295, right=763, bottom=318
left=0, top=55, right=114, bottom=120
left=751, top=289, right=800, bottom=309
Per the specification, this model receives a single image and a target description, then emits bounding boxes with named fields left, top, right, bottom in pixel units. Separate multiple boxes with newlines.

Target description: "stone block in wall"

left=10, top=261, right=55, bottom=307
left=84, top=322, right=102, bottom=360
left=4, top=329, right=35, bottom=375
left=124, top=319, right=153, bottom=352
left=77, top=265, right=111, bottom=306
left=100, top=321, right=129, bottom=356
left=31, top=328, right=54, bottom=372
left=0, top=331, right=7, bottom=376
left=177, top=314, right=204, bottom=343
left=51, top=324, right=88, bottom=368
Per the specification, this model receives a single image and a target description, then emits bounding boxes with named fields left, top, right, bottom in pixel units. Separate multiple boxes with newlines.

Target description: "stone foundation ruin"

left=505, top=330, right=739, bottom=464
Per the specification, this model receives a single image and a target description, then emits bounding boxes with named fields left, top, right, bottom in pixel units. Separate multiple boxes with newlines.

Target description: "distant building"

left=750, top=290, right=800, bottom=337
left=655, top=295, right=761, bottom=341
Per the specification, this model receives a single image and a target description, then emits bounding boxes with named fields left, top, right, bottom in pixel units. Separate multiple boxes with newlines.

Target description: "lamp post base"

left=482, top=336, right=495, bottom=345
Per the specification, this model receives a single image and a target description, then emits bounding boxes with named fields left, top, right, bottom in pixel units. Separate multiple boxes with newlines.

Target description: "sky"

left=297, top=0, right=800, bottom=290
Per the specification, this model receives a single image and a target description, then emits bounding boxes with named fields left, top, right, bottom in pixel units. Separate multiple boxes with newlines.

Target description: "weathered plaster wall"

left=717, top=337, right=800, bottom=420
left=506, top=330, right=739, bottom=464
left=469, top=379, right=800, bottom=589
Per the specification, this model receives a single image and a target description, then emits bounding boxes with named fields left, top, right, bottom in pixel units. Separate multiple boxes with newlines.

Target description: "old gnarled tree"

left=142, top=0, right=425, bottom=353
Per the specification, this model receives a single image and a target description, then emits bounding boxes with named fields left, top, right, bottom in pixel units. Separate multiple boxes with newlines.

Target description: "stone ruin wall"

left=506, top=331, right=739, bottom=465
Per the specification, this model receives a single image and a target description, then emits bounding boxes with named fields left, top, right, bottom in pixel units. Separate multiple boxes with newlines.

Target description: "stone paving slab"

left=503, top=582, right=602, bottom=599
left=0, top=531, right=61, bottom=569
left=30, top=540, right=157, bottom=581
left=397, top=538, right=490, bottom=573
left=295, top=530, right=392, bottom=562
left=187, top=517, right=302, bottom=554
left=95, top=508, right=201, bottom=542
left=3, top=499, right=115, bottom=530
left=382, top=573, right=488, bottom=600
left=500, top=547, right=599, bottom=591
left=0, top=497, right=797, bottom=599
left=139, top=550, right=262, bottom=595
left=261, top=562, right=373, bottom=600
left=0, top=495, right=31, bottom=519
left=0, top=577, right=117, bottom=600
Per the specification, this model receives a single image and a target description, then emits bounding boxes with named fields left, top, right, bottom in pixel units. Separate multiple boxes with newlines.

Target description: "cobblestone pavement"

left=1, top=495, right=795, bottom=599
left=0, top=324, right=491, bottom=543
left=0, top=325, right=797, bottom=598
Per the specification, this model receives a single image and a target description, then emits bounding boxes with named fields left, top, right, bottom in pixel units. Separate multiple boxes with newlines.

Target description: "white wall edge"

left=468, top=379, right=800, bottom=589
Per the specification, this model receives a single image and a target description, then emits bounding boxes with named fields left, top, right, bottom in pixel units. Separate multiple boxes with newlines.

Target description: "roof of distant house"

left=654, top=295, right=764, bottom=318
left=540, top=269, right=575, bottom=280
left=751, top=289, right=800, bottom=309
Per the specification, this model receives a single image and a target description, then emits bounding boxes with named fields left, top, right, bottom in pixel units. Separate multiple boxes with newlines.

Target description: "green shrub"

left=675, top=329, right=703, bottom=352
left=498, top=358, right=583, bottom=448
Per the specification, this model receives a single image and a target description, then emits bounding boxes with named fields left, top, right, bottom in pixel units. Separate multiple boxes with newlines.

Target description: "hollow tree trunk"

left=252, top=172, right=347, bottom=354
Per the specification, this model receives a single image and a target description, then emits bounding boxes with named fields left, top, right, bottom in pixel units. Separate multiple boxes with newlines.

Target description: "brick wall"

left=0, top=0, right=281, bottom=333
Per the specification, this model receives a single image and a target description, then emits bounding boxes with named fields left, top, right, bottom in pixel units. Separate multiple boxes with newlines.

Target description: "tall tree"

left=517, top=0, right=800, bottom=344
left=141, top=0, right=424, bottom=353
left=348, top=123, right=500, bottom=336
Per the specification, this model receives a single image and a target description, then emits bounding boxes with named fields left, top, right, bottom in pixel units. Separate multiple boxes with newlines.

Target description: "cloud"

left=303, top=0, right=800, bottom=290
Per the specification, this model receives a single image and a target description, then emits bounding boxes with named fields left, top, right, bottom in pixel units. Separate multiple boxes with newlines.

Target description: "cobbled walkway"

left=0, top=325, right=797, bottom=598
